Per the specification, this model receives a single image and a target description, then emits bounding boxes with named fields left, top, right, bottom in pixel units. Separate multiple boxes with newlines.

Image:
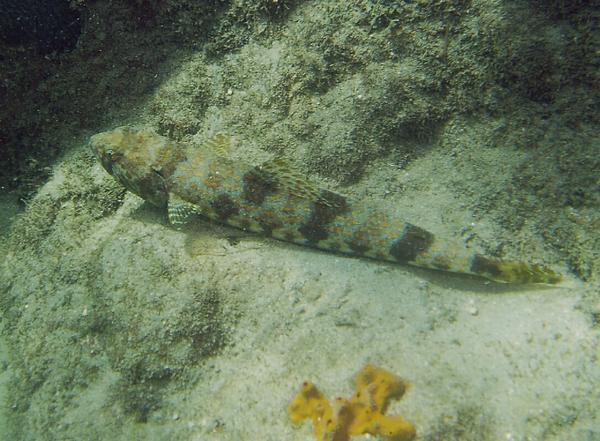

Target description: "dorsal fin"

left=203, top=133, right=232, bottom=157
left=258, top=157, right=340, bottom=207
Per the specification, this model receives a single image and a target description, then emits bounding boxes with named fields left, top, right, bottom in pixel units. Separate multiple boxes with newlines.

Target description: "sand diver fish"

left=89, top=126, right=562, bottom=284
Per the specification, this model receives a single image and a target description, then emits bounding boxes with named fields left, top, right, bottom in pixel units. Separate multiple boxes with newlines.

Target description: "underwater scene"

left=0, top=0, right=599, bottom=440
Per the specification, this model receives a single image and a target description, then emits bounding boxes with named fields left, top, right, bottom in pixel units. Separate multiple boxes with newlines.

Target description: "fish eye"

left=105, top=149, right=122, bottom=163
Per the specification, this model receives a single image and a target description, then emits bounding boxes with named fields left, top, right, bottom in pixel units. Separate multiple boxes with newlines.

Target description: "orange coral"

left=288, top=364, right=416, bottom=441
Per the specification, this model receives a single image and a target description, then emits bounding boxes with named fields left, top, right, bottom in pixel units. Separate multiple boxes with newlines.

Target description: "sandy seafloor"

left=1, top=1, right=599, bottom=440
left=0, top=142, right=598, bottom=441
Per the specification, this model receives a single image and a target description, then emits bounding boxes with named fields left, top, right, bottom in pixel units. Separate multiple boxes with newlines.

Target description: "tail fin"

left=369, top=221, right=562, bottom=284
left=467, top=254, right=562, bottom=284
left=405, top=231, right=563, bottom=284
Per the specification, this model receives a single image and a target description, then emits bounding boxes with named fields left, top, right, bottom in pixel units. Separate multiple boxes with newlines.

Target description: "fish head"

left=89, top=126, right=184, bottom=208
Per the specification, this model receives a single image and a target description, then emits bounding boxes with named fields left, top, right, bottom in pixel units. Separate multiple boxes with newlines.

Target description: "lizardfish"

left=89, top=126, right=561, bottom=284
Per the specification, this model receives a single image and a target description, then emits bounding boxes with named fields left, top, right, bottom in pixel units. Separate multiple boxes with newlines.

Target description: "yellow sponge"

left=288, top=364, right=416, bottom=441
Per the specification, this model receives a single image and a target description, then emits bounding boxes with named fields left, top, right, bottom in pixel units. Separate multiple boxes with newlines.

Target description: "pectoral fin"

left=168, top=193, right=200, bottom=226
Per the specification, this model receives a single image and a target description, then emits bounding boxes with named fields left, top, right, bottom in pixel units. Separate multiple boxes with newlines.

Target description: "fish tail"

left=397, top=229, right=562, bottom=284
left=312, top=206, right=561, bottom=284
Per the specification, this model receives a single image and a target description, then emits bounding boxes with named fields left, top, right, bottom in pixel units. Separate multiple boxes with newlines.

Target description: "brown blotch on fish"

left=242, top=168, right=278, bottom=204
left=389, top=224, right=434, bottom=262
left=256, top=211, right=284, bottom=236
left=299, top=190, right=349, bottom=244
left=470, top=254, right=502, bottom=278
left=346, top=230, right=372, bottom=255
left=210, top=193, right=240, bottom=221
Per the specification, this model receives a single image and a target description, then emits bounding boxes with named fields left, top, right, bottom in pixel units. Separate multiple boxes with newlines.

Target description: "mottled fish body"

left=89, top=126, right=561, bottom=284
